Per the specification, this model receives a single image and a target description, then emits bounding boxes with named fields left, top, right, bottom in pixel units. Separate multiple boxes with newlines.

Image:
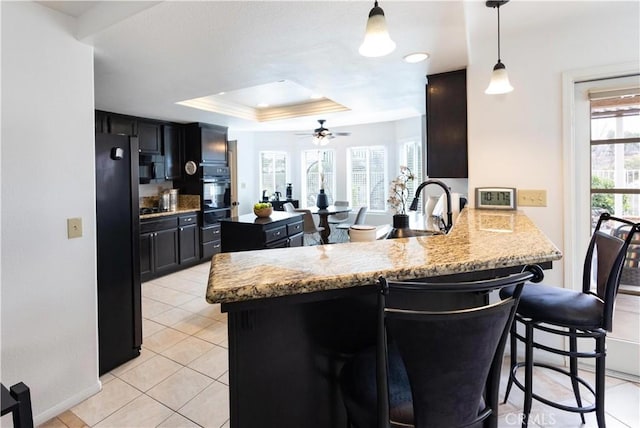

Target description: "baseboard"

left=33, top=379, right=102, bottom=426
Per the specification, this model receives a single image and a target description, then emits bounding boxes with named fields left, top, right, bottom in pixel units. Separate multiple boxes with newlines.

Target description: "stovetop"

left=139, top=207, right=161, bottom=215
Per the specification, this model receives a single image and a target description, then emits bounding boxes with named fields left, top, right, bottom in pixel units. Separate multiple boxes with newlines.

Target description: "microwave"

left=139, top=154, right=165, bottom=184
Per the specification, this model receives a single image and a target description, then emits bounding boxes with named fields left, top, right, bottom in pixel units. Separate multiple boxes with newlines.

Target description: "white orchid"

left=387, top=166, right=415, bottom=214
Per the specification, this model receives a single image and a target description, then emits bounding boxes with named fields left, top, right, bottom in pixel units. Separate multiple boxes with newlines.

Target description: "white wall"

left=1, top=2, right=100, bottom=424
left=466, top=1, right=640, bottom=290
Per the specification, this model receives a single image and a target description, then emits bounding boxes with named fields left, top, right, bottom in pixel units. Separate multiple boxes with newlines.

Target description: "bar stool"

left=339, top=266, right=542, bottom=428
left=500, top=213, right=640, bottom=427
left=1, top=382, right=34, bottom=428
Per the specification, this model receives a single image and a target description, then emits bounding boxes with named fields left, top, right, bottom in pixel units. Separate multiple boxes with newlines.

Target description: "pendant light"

left=485, top=0, right=514, bottom=94
left=359, top=1, right=396, bottom=58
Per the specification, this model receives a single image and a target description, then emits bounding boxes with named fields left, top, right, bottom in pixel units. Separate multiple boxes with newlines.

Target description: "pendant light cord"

left=497, top=5, right=501, bottom=62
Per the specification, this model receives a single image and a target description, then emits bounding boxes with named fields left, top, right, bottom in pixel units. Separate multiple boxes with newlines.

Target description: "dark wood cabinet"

left=271, top=200, right=299, bottom=211
left=201, top=223, right=222, bottom=260
left=138, top=120, right=162, bottom=155
left=426, top=69, right=468, bottom=178
left=163, top=124, right=182, bottom=180
left=184, top=123, right=228, bottom=164
left=220, top=212, right=304, bottom=252
left=178, top=214, right=199, bottom=264
left=107, top=113, right=137, bottom=136
left=140, top=211, right=199, bottom=281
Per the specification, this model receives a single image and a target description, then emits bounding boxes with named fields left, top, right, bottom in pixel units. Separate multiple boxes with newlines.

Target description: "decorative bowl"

left=254, top=207, right=273, bottom=218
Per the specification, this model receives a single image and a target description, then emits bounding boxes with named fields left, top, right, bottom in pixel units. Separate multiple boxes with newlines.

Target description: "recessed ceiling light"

left=257, top=103, right=269, bottom=108
left=217, top=92, right=225, bottom=95
left=403, top=52, right=429, bottom=63
left=310, top=93, right=323, bottom=100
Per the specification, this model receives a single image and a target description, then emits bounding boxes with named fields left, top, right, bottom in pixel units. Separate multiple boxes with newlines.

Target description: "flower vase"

left=387, top=214, right=416, bottom=239
left=316, top=189, right=329, bottom=209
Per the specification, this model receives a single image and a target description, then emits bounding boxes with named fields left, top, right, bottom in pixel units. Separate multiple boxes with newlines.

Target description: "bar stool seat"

left=512, top=285, right=603, bottom=328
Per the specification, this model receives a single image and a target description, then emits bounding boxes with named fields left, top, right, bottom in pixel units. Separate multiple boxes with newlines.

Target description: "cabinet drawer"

left=265, top=238, right=288, bottom=249
left=140, top=216, right=178, bottom=234
left=202, top=240, right=222, bottom=259
left=288, top=232, right=304, bottom=247
left=179, top=214, right=198, bottom=226
left=202, top=225, right=221, bottom=242
left=287, top=221, right=303, bottom=236
left=264, top=226, right=286, bottom=243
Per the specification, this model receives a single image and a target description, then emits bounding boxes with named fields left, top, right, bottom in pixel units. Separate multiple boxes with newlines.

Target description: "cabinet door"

left=426, top=69, right=468, bottom=178
left=179, top=224, right=199, bottom=264
left=163, top=124, right=182, bottom=180
left=108, top=114, right=137, bottom=136
left=288, top=232, right=304, bottom=248
left=153, top=228, right=179, bottom=273
left=140, top=232, right=154, bottom=280
left=138, top=121, right=162, bottom=154
left=201, top=126, right=227, bottom=163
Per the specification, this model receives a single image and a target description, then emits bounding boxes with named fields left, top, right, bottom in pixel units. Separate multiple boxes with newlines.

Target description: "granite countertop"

left=220, top=211, right=303, bottom=224
left=140, top=207, right=200, bottom=220
left=206, top=209, right=562, bottom=304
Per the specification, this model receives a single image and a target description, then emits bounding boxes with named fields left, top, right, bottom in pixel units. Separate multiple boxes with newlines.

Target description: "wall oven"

left=202, top=165, right=231, bottom=210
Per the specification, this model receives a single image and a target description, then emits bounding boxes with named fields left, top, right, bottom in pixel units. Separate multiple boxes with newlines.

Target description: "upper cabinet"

left=137, top=120, right=163, bottom=155
left=425, top=69, right=468, bottom=178
left=108, top=113, right=138, bottom=137
left=163, top=124, right=183, bottom=180
left=184, top=123, right=228, bottom=164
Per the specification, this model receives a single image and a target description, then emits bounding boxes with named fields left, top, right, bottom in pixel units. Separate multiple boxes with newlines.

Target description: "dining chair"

left=295, top=208, right=325, bottom=245
left=338, top=266, right=542, bottom=428
left=283, top=202, right=296, bottom=213
left=337, top=206, right=367, bottom=231
left=500, top=212, right=640, bottom=427
left=328, top=201, right=350, bottom=224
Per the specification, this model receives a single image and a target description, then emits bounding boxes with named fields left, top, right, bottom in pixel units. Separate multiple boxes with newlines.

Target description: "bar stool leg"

left=10, top=382, right=33, bottom=428
left=568, top=330, right=586, bottom=424
left=503, top=319, right=518, bottom=404
left=521, top=322, right=534, bottom=428
left=595, top=335, right=606, bottom=428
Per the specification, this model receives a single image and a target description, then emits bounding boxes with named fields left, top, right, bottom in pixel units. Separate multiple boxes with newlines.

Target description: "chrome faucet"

left=409, top=179, right=453, bottom=233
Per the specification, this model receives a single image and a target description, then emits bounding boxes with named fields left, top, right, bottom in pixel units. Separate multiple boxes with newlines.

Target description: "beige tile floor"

left=36, top=261, right=639, bottom=428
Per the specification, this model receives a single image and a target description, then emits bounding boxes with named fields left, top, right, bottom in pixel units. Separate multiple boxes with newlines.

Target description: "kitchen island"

left=206, top=209, right=562, bottom=428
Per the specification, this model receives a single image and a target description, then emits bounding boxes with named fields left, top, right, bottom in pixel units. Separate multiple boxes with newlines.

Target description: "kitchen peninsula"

left=207, top=209, right=562, bottom=428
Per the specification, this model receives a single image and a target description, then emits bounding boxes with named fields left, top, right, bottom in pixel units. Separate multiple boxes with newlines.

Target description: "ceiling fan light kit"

left=359, top=0, right=396, bottom=58
left=485, top=0, right=514, bottom=94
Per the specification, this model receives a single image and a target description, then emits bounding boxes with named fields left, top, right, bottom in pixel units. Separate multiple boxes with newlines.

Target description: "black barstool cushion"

left=500, top=284, right=603, bottom=329
left=339, top=344, right=413, bottom=427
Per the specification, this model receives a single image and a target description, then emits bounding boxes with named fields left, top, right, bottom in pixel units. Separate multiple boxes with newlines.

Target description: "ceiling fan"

left=296, top=119, right=351, bottom=146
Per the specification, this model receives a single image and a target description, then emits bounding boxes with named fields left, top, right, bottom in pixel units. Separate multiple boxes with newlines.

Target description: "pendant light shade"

left=485, top=60, right=514, bottom=94
left=359, top=1, right=396, bottom=58
left=485, top=1, right=513, bottom=94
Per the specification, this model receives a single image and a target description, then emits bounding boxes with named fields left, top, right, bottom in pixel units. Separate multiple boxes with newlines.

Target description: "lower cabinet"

left=219, top=212, right=305, bottom=252
left=140, top=211, right=200, bottom=282
left=201, top=223, right=222, bottom=260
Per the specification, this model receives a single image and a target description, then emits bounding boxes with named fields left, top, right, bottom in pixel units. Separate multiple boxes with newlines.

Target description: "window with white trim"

left=302, top=149, right=335, bottom=207
left=400, top=141, right=423, bottom=205
left=259, top=151, right=287, bottom=197
left=348, top=146, right=386, bottom=211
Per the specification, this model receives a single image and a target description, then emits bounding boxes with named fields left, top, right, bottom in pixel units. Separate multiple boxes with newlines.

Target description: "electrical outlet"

left=67, top=217, right=83, bottom=239
left=518, top=190, right=547, bottom=207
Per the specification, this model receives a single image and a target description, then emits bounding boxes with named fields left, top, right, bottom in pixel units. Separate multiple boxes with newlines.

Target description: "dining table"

left=308, top=205, right=352, bottom=244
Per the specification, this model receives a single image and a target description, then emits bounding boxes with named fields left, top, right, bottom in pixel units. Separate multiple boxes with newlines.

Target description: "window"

left=590, top=89, right=640, bottom=227
left=302, top=149, right=335, bottom=207
left=348, top=146, right=386, bottom=211
left=400, top=141, right=423, bottom=205
left=259, top=151, right=287, bottom=197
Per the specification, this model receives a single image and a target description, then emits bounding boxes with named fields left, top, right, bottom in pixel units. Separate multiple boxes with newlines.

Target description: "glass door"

left=575, top=74, right=640, bottom=376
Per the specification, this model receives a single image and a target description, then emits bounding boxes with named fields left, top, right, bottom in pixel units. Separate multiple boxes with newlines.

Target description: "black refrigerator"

left=95, top=133, right=142, bottom=375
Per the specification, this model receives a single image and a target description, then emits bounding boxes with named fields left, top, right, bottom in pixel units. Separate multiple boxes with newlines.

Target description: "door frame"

left=228, top=140, right=239, bottom=217
left=562, top=62, right=640, bottom=377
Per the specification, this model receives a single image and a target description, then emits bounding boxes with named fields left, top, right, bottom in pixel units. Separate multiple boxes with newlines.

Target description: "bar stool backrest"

left=585, top=213, right=640, bottom=331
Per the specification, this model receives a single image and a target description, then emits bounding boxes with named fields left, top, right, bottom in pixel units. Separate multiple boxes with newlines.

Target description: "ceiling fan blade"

left=334, top=132, right=351, bottom=136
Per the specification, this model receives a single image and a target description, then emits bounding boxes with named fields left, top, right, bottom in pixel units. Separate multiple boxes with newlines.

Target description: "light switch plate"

left=67, top=217, right=83, bottom=239
left=518, top=190, right=547, bottom=207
